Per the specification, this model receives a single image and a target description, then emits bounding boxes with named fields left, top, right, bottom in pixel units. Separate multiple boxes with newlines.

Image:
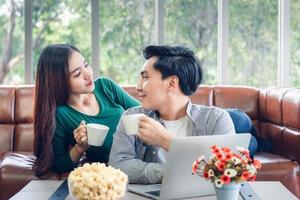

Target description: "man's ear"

left=168, top=76, right=179, bottom=90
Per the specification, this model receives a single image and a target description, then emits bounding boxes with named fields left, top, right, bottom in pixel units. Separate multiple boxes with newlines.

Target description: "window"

left=100, top=0, right=155, bottom=84
left=0, top=0, right=24, bottom=84
left=290, top=0, right=300, bottom=87
left=165, top=0, right=218, bottom=85
left=32, top=0, right=91, bottom=81
left=0, top=1, right=296, bottom=87
left=228, top=0, right=278, bottom=87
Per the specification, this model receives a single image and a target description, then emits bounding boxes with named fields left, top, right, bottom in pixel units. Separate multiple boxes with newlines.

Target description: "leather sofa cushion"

left=190, top=86, right=213, bottom=106
left=13, top=124, right=34, bottom=152
left=259, top=88, right=290, bottom=125
left=0, top=125, right=14, bottom=152
left=15, top=86, right=35, bottom=123
left=282, top=89, right=300, bottom=129
left=255, top=152, right=296, bottom=164
left=281, top=128, right=300, bottom=162
left=0, top=87, right=15, bottom=123
left=0, top=152, right=59, bottom=200
left=260, top=122, right=283, bottom=155
left=255, top=152, right=300, bottom=198
left=213, top=86, right=259, bottom=119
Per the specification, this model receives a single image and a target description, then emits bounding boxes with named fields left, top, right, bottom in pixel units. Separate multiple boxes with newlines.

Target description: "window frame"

left=23, top=0, right=290, bottom=86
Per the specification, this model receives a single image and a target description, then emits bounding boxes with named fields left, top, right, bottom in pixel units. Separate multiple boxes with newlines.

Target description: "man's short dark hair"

left=143, top=45, right=203, bottom=96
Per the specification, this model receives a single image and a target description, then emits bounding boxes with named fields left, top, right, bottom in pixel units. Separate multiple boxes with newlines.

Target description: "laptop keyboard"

left=146, top=190, right=161, bottom=197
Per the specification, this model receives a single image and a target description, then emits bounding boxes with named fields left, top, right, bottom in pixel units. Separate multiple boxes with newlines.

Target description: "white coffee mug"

left=122, top=114, right=144, bottom=135
left=86, top=123, right=109, bottom=146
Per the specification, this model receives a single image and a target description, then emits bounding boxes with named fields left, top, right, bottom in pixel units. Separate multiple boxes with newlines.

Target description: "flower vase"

left=214, top=182, right=241, bottom=200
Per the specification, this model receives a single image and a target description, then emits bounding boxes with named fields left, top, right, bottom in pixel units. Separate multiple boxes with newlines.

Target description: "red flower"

left=212, top=148, right=220, bottom=154
left=241, top=171, right=250, bottom=180
left=224, top=153, right=233, bottom=160
left=216, top=162, right=225, bottom=171
left=211, top=145, right=217, bottom=150
left=216, top=152, right=223, bottom=160
left=249, top=175, right=257, bottom=181
left=221, top=175, right=231, bottom=184
left=192, top=161, right=198, bottom=174
left=203, top=171, right=209, bottom=179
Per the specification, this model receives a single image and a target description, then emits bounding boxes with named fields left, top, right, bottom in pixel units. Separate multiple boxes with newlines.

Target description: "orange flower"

left=221, top=175, right=231, bottom=184
left=212, top=147, right=220, bottom=154
left=216, top=161, right=225, bottom=172
left=241, top=171, right=250, bottom=180
left=221, top=147, right=231, bottom=153
left=216, top=152, right=223, bottom=160
left=224, top=153, right=233, bottom=160
left=249, top=175, right=257, bottom=181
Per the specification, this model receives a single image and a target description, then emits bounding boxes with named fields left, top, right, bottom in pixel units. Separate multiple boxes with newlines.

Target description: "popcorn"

left=68, top=163, right=128, bottom=200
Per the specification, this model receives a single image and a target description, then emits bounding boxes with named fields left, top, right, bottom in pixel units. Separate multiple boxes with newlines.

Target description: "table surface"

left=10, top=180, right=298, bottom=200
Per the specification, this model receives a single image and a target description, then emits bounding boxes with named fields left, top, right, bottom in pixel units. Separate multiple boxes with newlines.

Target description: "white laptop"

left=128, top=133, right=251, bottom=200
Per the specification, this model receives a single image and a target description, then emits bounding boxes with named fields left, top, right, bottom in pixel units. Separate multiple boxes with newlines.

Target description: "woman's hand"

left=73, top=120, right=89, bottom=153
left=137, top=115, right=172, bottom=151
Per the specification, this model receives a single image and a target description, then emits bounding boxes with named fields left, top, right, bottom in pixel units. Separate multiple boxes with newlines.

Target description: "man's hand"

left=137, top=115, right=172, bottom=151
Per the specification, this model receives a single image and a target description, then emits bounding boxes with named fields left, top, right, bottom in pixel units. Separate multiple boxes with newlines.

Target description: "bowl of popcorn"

left=68, top=163, right=128, bottom=200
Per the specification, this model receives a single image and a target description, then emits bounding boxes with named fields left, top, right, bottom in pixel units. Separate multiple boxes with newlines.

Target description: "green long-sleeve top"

left=52, top=77, right=139, bottom=173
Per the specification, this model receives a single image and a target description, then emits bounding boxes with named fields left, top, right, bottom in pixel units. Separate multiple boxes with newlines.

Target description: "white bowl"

left=68, top=180, right=78, bottom=200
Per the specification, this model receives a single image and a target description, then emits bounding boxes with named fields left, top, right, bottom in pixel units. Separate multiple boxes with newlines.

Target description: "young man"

left=108, top=45, right=235, bottom=184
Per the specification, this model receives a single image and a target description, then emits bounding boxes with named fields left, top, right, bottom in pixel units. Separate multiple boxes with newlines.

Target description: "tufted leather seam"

left=279, top=88, right=294, bottom=157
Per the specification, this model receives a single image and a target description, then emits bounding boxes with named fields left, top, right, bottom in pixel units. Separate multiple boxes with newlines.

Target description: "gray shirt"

left=108, top=101, right=235, bottom=184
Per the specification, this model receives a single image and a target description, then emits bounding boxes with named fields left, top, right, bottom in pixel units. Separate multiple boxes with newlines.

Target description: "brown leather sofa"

left=0, top=85, right=299, bottom=199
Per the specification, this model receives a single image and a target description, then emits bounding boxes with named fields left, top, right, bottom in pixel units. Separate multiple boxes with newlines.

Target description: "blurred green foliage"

left=0, top=0, right=299, bottom=87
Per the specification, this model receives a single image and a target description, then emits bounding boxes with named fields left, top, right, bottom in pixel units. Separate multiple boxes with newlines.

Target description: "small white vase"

left=214, top=182, right=241, bottom=200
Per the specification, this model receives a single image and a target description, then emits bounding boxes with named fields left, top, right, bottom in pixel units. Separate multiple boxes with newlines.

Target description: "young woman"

left=33, top=44, right=139, bottom=176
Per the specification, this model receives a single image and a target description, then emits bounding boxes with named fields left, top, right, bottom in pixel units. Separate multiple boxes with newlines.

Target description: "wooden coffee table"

left=10, top=180, right=298, bottom=200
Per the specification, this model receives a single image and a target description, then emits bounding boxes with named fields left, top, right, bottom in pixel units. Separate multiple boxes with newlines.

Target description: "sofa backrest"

left=0, top=85, right=34, bottom=152
left=124, top=85, right=260, bottom=121
left=0, top=85, right=299, bottom=163
left=258, top=87, right=300, bottom=162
